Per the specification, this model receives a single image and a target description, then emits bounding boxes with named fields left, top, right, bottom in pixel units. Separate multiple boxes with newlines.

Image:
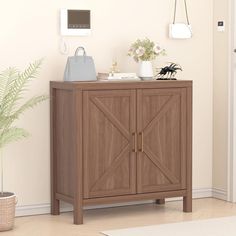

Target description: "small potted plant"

left=128, top=38, right=165, bottom=80
left=0, top=60, right=47, bottom=231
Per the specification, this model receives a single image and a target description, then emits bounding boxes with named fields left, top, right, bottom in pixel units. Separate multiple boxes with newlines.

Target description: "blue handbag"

left=64, top=47, right=97, bottom=82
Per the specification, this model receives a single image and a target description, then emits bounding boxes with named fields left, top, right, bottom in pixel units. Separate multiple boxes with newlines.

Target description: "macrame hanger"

left=173, top=0, right=190, bottom=25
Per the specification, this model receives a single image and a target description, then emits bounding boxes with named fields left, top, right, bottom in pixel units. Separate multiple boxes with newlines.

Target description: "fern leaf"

left=0, top=115, right=15, bottom=130
left=0, top=59, right=47, bottom=148
left=0, top=127, right=29, bottom=148
left=10, top=95, right=48, bottom=120
left=0, top=67, right=19, bottom=104
left=0, top=59, right=43, bottom=116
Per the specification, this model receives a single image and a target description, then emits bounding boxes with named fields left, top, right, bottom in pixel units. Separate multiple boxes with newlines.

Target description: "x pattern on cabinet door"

left=83, top=90, right=136, bottom=199
left=137, top=88, right=187, bottom=194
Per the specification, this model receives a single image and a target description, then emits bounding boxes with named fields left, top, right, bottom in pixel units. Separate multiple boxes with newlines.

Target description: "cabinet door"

left=83, top=90, right=136, bottom=199
left=137, top=88, right=187, bottom=193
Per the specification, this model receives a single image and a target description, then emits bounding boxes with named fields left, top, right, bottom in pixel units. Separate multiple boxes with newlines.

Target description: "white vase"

left=138, top=61, right=154, bottom=80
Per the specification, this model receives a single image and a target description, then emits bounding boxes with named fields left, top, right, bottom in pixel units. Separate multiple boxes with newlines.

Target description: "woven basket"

left=0, top=193, right=16, bottom=232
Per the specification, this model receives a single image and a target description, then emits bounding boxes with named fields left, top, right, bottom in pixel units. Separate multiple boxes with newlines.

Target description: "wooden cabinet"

left=50, top=81, right=192, bottom=224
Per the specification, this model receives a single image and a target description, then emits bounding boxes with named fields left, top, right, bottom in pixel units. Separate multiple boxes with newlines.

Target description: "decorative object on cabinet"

left=108, top=73, right=140, bottom=81
left=0, top=60, right=47, bottom=232
left=169, top=0, right=192, bottom=39
left=138, top=61, right=154, bottom=80
left=97, top=72, right=140, bottom=81
left=109, top=61, right=120, bottom=75
left=97, top=72, right=109, bottom=80
left=50, top=80, right=192, bottom=225
left=156, top=63, right=182, bottom=80
left=128, top=38, right=165, bottom=80
left=64, top=47, right=97, bottom=82
left=99, top=61, right=140, bottom=81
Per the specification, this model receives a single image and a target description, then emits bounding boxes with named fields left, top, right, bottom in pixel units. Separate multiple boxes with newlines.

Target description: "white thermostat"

left=217, top=21, right=225, bottom=32
left=60, top=9, right=91, bottom=36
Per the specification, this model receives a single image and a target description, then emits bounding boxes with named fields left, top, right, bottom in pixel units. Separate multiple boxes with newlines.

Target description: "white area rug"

left=102, top=216, right=236, bottom=236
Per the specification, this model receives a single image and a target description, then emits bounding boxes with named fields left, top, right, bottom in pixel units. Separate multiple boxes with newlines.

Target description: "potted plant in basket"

left=128, top=38, right=166, bottom=80
left=0, top=60, right=47, bottom=231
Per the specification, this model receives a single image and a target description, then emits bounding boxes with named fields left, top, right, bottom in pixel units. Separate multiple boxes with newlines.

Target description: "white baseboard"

left=193, top=188, right=213, bottom=198
left=212, top=188, right=227, bottom=201
left=15, top=188, right=217, bottom=217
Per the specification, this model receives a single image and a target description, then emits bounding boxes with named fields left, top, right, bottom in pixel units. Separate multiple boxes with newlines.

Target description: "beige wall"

left=0, top=0, right=213, bottom=208
left=213, top=0, right=230, bottom=192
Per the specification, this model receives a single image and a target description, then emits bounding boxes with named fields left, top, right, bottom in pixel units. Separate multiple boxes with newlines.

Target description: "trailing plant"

left=0, top=60, right=47, bottom=195
left=128, top=38, right=166, bottom=62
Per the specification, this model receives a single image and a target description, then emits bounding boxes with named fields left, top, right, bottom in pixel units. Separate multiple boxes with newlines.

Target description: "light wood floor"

left=2, top=198, right=236, bottom=236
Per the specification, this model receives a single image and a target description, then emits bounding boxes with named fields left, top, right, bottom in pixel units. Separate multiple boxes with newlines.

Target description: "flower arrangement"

left=128, top=38, right=165, bottom=62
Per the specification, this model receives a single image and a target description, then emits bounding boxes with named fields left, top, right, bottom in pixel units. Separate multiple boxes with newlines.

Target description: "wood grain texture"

left=183, top=86, right=193, bottom=212
left=83, top=190, right=186, bottom=206
left=83, top=90, right=136, bottom=199
left=73, top=89, right=83, bottom=224
left=50, top=80, right=192, bottom=224
left=50, top=85, right=84, bottom=224
left=54, top=89, right=75, bottom=198
left=50, top=80, right=192, bottom=90
left=50, top=86, right=60, bottom=215
left=137, top=88, right=187, bottom=194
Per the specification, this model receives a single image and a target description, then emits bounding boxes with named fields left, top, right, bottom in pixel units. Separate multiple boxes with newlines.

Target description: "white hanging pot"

left=138, top=61, right=154, bottom=80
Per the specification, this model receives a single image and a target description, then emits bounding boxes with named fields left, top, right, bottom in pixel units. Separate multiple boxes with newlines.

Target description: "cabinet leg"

left=51, top=198, right=60, bottom=215
left=183, top=195, right=192, bottom=212
left=156, top=199, right=165, bottom=205
left=74, top=204, right=83, bottom=225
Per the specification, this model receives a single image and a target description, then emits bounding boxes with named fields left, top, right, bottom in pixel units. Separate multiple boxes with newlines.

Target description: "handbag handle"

left=74, top=47, right=87, bottom=56
left=173, top=0, right=190, bottom=25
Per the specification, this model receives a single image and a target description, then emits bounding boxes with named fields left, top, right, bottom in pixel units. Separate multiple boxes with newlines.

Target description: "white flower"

left=153, top=44, right=162, bottom=54
left=128, top=46, right=135, bottom=53
left=135, top=46, right=145, bottom=57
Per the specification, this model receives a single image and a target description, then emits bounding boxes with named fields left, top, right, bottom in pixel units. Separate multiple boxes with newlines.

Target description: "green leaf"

left=11, top=95, right=48, bottom=120
left=0, top=59, right=43, bottom=116
left=0, top=68, right=19, bottom=105
left=0, top=127, right=29, bottom=148
left=0, top=59, right=47, bottom=148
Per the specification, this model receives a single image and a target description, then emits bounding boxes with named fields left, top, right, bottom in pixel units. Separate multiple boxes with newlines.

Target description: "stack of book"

left=98, top=73, right=140, bottom=81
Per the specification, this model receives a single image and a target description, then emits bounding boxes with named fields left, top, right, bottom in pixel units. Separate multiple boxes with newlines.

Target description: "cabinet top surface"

left=50, top=80, right=192, bottom=90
